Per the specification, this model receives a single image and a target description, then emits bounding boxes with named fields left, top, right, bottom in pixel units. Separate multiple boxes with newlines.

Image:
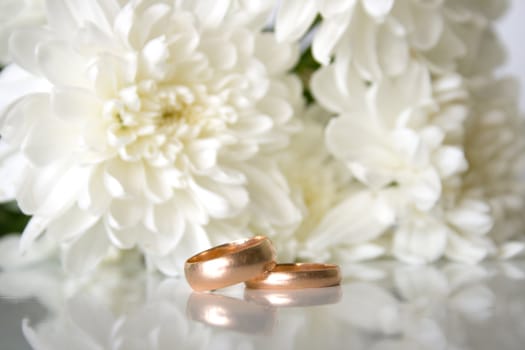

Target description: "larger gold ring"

left=185, top=236, right=276, bottom=292
left=245, top=263, right=341, bottom=289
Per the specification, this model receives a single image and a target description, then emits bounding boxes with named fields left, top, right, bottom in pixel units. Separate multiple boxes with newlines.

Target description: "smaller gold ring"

left=184, top=236, right=276, bottom=292
left=245, top=263, right=341, bottom=290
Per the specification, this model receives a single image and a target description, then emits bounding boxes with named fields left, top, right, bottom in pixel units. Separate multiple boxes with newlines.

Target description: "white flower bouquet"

left=0, top=0, right=523, bottom=276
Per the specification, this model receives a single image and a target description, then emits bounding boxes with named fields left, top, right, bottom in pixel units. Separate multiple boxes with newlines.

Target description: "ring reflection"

left=186, top=292, right=276, bottom=334
left=244, top=286, right=342, bottom=307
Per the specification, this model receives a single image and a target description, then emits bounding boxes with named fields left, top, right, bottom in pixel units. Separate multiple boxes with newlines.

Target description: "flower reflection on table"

left=1, top=257, right=524, bottom=350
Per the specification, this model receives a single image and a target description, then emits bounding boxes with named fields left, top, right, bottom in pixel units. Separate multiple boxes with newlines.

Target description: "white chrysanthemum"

left=313, top=73, right=523, bottom=265
left=0, top=0, right=304, bottom=275
left=275, top=0, right=509, bottom=78
left=386, top=71, right=497, bottom=264
left=307, top=0, right=525, bottom=264
left=248, top=110, right=352, bottom=261
left=313, top=59, right=503, bottom=264
left=316, top=65, right=518, bottom=265
left=317, top=62, right=467, bottom=211
left=0, top=0, right=46, bottom=64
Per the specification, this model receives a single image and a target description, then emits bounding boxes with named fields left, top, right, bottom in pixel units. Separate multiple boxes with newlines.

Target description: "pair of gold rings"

left=184, top=236, right=341, bottom=292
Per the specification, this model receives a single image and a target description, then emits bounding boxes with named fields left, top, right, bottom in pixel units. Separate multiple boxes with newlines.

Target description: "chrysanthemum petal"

left=51, top=87, right=101, bottom=122
left=445, top=233, right=489, bottom=264
left=8, top=28, right=51, bottom=75
left=107, top=198, right=145, bottom=230
left=36, top=41, right=89, bottom=87
left=63, top=221, right=109, bottom=274
left=20, top=216, right=51, bottom=254
left=313, top=11, right=352, bottom=65
left=361, top=0, right=394, bottom=18
left=149, top=224, right=211, bottom=276
left=275, top=0, right=317, bottom=42
left=308, top=191, right=395, bottom=250
left=47, top=205, right=99, bottom=242
left=393, top=216, right=448, bottom=264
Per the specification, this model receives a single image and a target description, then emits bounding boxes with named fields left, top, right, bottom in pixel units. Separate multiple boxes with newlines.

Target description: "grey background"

left=497, top=0, right=525, bottom=110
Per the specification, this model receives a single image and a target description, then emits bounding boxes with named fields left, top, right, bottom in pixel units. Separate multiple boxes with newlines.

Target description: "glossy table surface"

left=1, top=260, right=525, bottom=350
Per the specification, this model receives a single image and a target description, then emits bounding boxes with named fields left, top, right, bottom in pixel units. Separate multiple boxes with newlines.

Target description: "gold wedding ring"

left=185, top=236, right=276, bottom=292
left=245, top=263, right=341, bottom=290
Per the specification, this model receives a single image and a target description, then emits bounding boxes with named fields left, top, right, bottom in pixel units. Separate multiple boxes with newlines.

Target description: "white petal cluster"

left=276, top=0, right=509, bottom=77
left=0, top=0, right=303, bottom=275
left=302, top=0, right=525, bottom=264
